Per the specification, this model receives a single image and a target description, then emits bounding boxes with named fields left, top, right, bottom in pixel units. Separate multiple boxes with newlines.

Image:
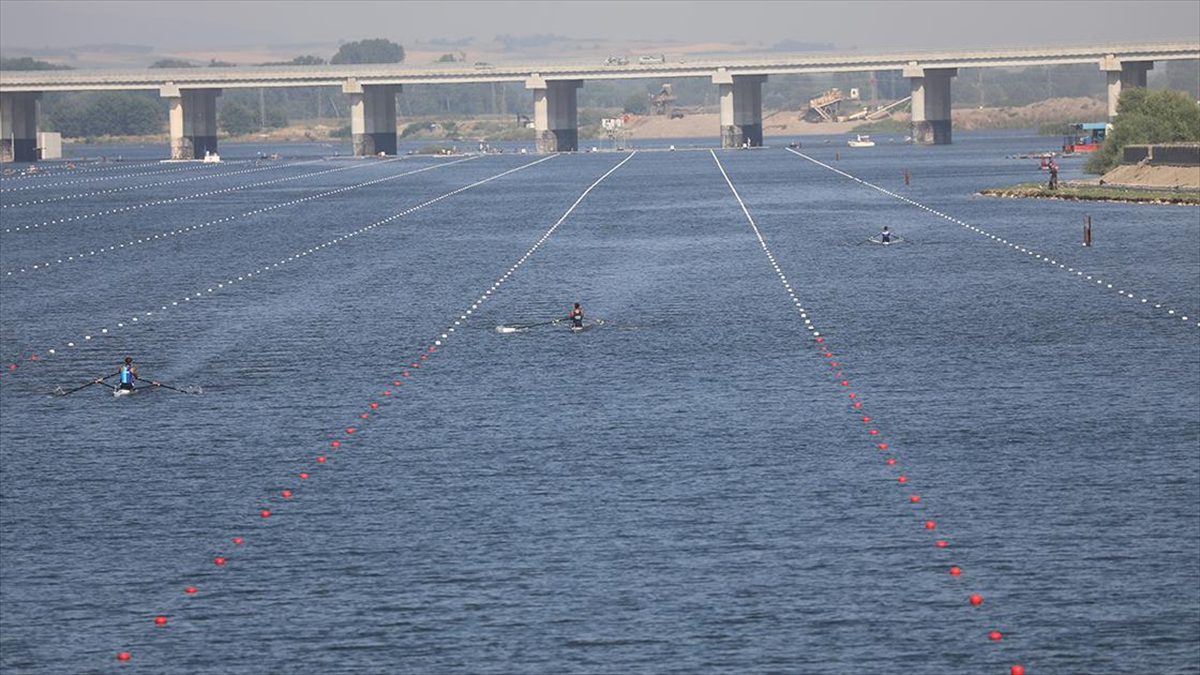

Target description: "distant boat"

left=202, top=150, right=221, bottom=163
left=847, top=135, right=876, bottom=148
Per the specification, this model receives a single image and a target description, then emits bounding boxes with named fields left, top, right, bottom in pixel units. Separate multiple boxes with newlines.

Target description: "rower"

left=880, top=226, right=894, bottom=244
left=116, top=356, right=138, bottom=391
left=568, top=302, right=584, bottom=329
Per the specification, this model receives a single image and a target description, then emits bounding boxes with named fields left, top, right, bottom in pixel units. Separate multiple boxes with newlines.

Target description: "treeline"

left=1085, top=88, right=1200, bottom=174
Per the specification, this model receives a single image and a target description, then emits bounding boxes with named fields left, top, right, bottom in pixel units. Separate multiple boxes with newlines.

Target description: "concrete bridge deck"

left=1, top=42, right=1197, bottom=160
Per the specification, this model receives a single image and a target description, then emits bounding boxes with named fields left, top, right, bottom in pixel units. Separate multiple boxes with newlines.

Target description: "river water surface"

left=1, top=132, right=1197, bottom=674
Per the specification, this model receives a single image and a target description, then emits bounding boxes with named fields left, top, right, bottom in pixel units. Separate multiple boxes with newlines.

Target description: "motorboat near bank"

left=847, top=135, right=876, bottom=148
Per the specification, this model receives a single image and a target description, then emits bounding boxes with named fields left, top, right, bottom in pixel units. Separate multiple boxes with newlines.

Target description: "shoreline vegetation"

left=979, top=182, right=1200, bottom=205
left=53, top=97, right=1111, bottom=147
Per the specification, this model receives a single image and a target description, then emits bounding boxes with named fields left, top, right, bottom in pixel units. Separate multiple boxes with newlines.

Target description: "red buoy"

left=970, top=594, right=983, bottom=606
left=1010, top=666, right=1025, bottom=675
left=345, top=427, right=356, bottom=434
left=281, top=490, right=292, bottom=499
left=989, top=631, right=1003, bottom=641
left=897, top=476, right=908, bottom=484
left=382, top=390, right=392, bottom=396
left=935, top=540, right=948, bottom=548
left=116, top=652, right=131, bottom=662
left=853, top=402, right=863, bottom=409
left=868, top=429, right=879, bottom=436
left=316, top=456, right=326, bottom=464
left=840, top=380, right=849, bottom=387
left=359, top=413, right=369, bottom=419
left=154, top=616, right=167, bottom=626
left=232, top=537, right=244, bottom=545
left=185, top=586, right=198, bottom=594
left=299, top=472, right=309, bottom=480
left=330, top=440, right=341, bottom=449
left=949, top=566, right=962, bottom=576
left=848, top=393, right=856, bottom=399
left=909, top=495, right=921, bottom=503
left=214, top=557, right=226, bottom=566
left=886, top=458, right=896, bottom=466
left=877, top=443, right=889, bottom=450
left=862, top=416, right=871, bottom=423
left=925, top=520, right=937, bottom=530
left=370, top=402, right=379, bottom=410
left=260, top=509, right=271, bottom=518
left=392, top=380, right=401, bottom=386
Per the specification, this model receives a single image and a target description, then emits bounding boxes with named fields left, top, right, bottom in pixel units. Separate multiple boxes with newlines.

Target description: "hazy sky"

left=2, top=0, right=1198, bottom=52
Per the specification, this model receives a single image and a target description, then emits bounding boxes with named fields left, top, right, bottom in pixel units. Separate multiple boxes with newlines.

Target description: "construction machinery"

left=804, top=88, right=844, bottom=122
left=650, top=83, right=678, bottom=116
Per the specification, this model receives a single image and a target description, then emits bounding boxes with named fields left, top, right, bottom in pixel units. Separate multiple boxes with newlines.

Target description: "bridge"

left=2, top=42, right=1198, bottom=161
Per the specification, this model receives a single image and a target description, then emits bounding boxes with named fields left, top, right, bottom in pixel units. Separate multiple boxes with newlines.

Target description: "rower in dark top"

left=568, top=303, right=584, bottom=329
left=880, top=226, right=893, bottom=244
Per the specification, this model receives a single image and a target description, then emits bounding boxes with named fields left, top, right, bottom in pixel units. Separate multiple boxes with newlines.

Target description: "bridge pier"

left=162, top=85, right=221, bottom=160
left=904, top=66, right=956, bottom=145
left=345, top=80, right=399, bottom=156
left=527, top=76, right=581, bottom=153
left=0, top=92, right=41, bottom=162
left=714, top=72, right=766, bottom=148
left=1101, top=57, right=1153, bottom=119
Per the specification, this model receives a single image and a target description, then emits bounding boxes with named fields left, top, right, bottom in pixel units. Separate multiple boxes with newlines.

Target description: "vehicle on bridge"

left=638, top=55, right=666, bottom=64
left=605, top=56, right=629, bottom=66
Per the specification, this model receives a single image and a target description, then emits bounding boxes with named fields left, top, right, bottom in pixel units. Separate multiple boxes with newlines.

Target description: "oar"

left=54, top=379, right=104, bottom=397
left=147, top=380, right=199, bottom=395
left=512, top=318, right=563, bottom=329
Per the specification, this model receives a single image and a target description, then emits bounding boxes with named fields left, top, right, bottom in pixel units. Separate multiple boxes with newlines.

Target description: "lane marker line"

left=1, top=158, right=396, bottom=235
left=112, top=151, right=636, bottom=664
left=2, top=156, right=480, bottom=276
left=4, top=155, right=558, bottom=370
left=784, top=147, right=1198, bottom=329
left=713, top=149, right=1023, bottom=674
left=2, top=159, right=319, bottom=209
left=0, top=160, right=245, bottom=194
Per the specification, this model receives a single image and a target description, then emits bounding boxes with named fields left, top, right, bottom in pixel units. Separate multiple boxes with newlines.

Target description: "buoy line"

left=1, top=158, right=326, bottom=209
left=785, top=147, right=1198, bottom=329
left=0, top=159, right=165, bottom=181
left=712, top=149, right=1026, bottom=675
left=0, top=158, right=372, bottom=235
left=110, top=152, right=635, bottom=665
left=2, top=156, right=481, bottom=277
left=0, top=160, right=244, bottom=194
left=2, top=155, right=559, bottom=373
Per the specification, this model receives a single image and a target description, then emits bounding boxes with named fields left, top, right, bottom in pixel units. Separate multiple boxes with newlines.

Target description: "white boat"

left=847, top=135, right=876, bottom=148
left=113, top=387, right=137, bottom=397
left=202, top=150, right=221, bottom=163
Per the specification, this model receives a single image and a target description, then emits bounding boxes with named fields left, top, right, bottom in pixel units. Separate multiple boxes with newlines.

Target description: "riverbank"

left=979, top=182, right=1200, bottom=205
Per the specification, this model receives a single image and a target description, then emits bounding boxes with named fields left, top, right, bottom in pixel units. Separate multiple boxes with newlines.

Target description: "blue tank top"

left=120, top=366, right=133, bottom=385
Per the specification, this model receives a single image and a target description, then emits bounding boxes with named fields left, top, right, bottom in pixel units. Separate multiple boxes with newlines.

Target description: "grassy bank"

left=979, top=182, right=1200, bottom=205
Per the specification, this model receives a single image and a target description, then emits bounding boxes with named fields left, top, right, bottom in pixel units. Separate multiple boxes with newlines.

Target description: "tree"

left=44, top=92, right=162, bottom=137
left=150, top=58, right=197, bottom=68
left=1086, top=88, right=1200, bottom=173
left=0, top=57, right=71, bottom=71
left=622, top=92, right=649, bottom=115
left=259, top=55, right=327, bottom=66
left=208, top=59, right=236, bottom=67
left=436, top=53, right=458, bottom=63
left=330, top=38, right=405, bottom=64
left=219, top=101, right=259, bottom=135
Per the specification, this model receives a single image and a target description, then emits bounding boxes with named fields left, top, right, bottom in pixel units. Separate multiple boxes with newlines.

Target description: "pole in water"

left=903, top=169, right=910, bottom=186
left=1083, top=214, right=1092, bottom=247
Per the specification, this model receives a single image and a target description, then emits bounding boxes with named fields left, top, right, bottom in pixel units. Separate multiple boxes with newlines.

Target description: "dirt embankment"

left=1093, top=163, right=1200, bottom=190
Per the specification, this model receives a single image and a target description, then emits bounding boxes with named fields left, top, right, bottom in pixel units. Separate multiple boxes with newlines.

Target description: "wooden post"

left=1083, top=215, right=1092, bottom=247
